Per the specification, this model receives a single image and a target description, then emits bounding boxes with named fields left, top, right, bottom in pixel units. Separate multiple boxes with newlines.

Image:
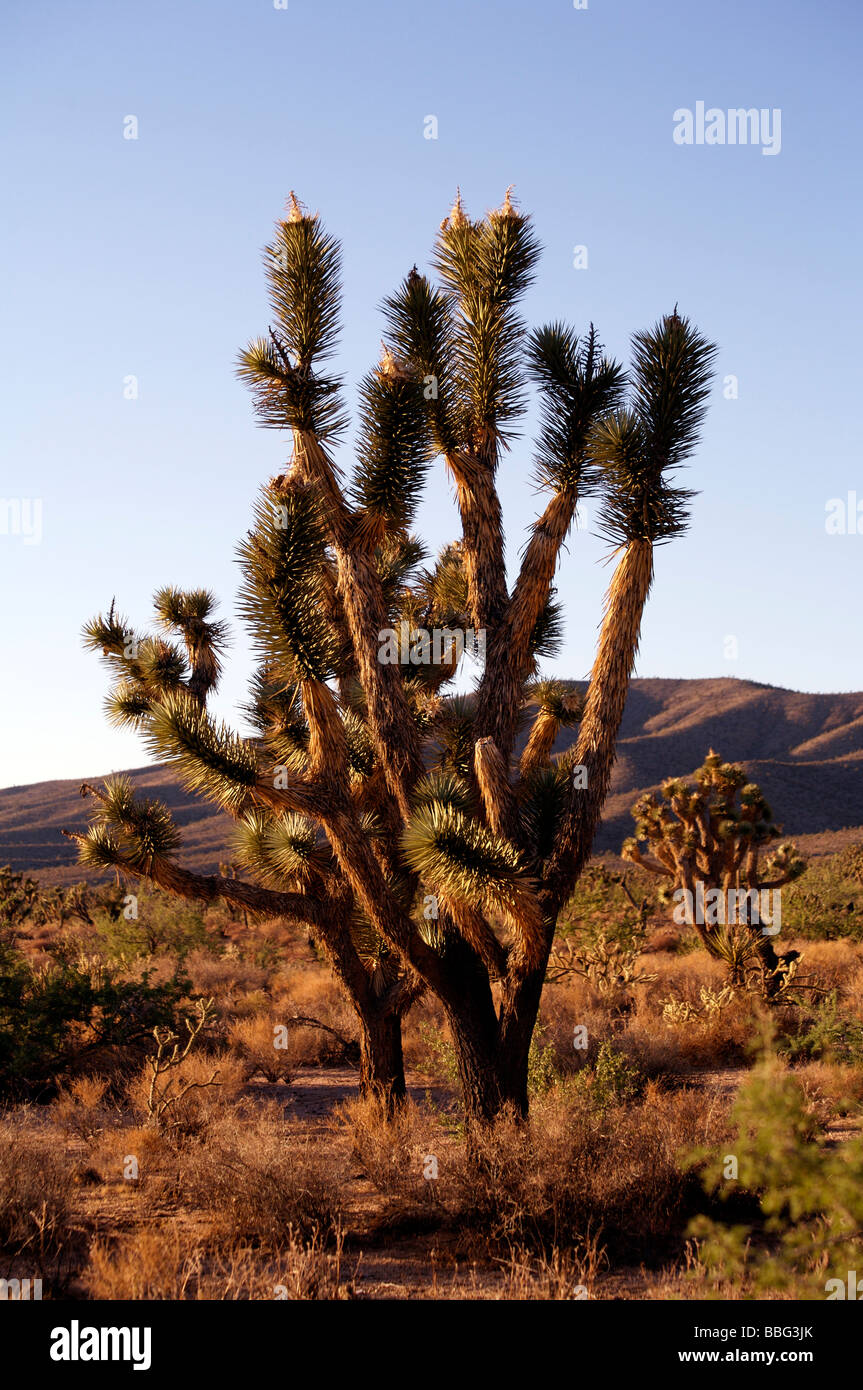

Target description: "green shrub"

left=94, top=886, right=212, bottom=962
left=420, top=1021, right=561, bottom=1100
left=687, top=1052, right=863, bottom=1296
left=783, top=844, right=863, bottom=941
left=527, top=1036, right=560, bottom=1097
left=779, top=990, right=863, bottom=1066
left=573, top=1040, right=641, bottom=1112
left=557, top=864, right=659, bottom=951
left=0, top=938, right=189, bottom=1096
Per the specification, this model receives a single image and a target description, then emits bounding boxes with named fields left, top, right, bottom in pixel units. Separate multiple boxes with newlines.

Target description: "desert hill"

left=2, top=677, right=861, bottom=886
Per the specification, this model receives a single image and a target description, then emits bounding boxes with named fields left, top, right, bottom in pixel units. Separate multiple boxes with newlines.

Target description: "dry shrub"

left=229, top=1016, right=294, bottom=1083
left=268, top=1227, right=352, bottom=1300
left=180, top=1111, right=341, bottom=1247
left=185, top=948, right=269, bottom=1004
left=499, top=1234, right=607, bottom=1300
left=85, top=1225, right=198, bottom=1299
left=625, top=990, right=755, bottom=1072
left=341, top=1094, right=450, bottom=1200
left=0, top=1122, right=78, bottom=1276
left=402, top=995, right=449, bottom=1072
left=841, top=960, right=863, bottom=1019
left=53, top=1075, right=112, bottom=1141
left=91, top=1123, right=175, bottom=1196
left=84, top=1224, right=352, bottom=1300
left=534, top=985, right=617, bottom=1077
left=454, top=1079, right=728, bottom=1259
left=794, top=1060, right=863, bottom=1118
left=270, top=970, right=359, bottom=1066
left=113, top=1122, right=172, bottom=1168
left=643, top=928, right=681, bottom=955
left=126, top=1049, right=246, bottom=1143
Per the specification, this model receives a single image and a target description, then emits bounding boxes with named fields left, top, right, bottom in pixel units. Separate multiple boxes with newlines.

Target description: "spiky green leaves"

left=429, top=695, right=477, bottom=780
left=374, top=534, right=427, bottom=617
left=630, top=311, right=717, bottom=472
left=237, top=488, right=339, bottom=684
left=76, top=823, right=127, bottom=873
left=83, top=611, right=186, bottom=694
left=79, top=776, right=181, bottom=874
left=412, top=770, right=472, bottom=813
left=144, top=692, right=259, bottom=812
left=234, top=809, right=330, bottom=886
left=153, top=586, right=217, bottom=627
left=264, top=204, right=342, bottom=366
left=153, top=587, right=228, bottom=700
left=592, top=312, right=716, bottom=546
left=238, top=202, right=345, bottom=437
left=519, top=765, right=570, bottom=863
left=527, top=679, right=584, bottom=726
left=352, top=360, right=434, bottom=545
left=236, top=334, right=347, bottom=441
left=82, top=608, right=134, bottom=662
left=84, top=605, right=190, bottom=730
left=402, top=800, right=538, bottom=939
left=382, top=271, right=461, bottom=455
left=104, top=681, right=153, bottom=729
left=415, top=544, right=469, bottom=627
left=528, top=594, right=564, bottom=662
left=241, top=671, right=310, bottom=775
left=591, top=410, right=694, bottom=546
left=342, top=710, right=377, bottom=780
left=528, top=324, right=625, bottom=493
left=433, top=191, right=542, bottom=449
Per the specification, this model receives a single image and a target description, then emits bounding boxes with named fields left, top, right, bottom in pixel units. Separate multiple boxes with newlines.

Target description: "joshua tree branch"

left=545, top=538, right=655, bottom=916
left=61, top=829, right=327, bottom=928
left=477, top=488, right=577, bottom=755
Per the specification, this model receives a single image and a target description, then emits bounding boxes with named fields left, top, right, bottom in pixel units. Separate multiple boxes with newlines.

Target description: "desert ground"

left=3, top=846, right=863, bottom=1302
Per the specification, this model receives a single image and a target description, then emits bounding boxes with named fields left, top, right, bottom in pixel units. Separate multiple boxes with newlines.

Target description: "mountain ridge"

left=2, top=677, right=861, bottom=885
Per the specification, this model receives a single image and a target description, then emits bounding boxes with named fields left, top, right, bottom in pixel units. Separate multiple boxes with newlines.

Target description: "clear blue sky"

left=1, top=0, right=860, bottom=789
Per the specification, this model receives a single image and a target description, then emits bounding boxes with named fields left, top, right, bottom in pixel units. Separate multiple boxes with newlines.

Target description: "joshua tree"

left=69, top=190, right=716, bottom=1124
left=622, top=751, right=806, bottom=996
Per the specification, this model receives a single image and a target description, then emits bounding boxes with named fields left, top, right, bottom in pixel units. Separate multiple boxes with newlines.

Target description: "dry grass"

left=84, top=1224, right=353, bottom=1300
left=125, top=1050, right=247, bottom=1143
left=0, top=1120, right=80, bottom=1285
left=794, top=1060, right=863, bottom=1117
left=497, top=1234, right=608, bottom=1300
left=53, top=1075, right=113, bottom=1141
left=179, top=1110, right=343, bottom=1248
left=451, top=1080, right=727, bottom=1259
left=4, top=881, right=862, bottom=1301
left=341, top=1093, right=453, bottom=1202
left=228, top=1015, right=295, bottom=1083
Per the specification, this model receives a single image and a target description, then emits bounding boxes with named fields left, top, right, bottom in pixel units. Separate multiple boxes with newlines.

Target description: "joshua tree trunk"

left=496, top=962, right=549, bottom=1116
left=449, top=1023, right=502, bottom=1126
left=356, top=1004, right=407, bottom=1111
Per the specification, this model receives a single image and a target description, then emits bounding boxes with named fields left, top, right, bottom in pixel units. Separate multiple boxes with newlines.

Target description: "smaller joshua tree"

left=622, top=751, right=806, bottom=998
